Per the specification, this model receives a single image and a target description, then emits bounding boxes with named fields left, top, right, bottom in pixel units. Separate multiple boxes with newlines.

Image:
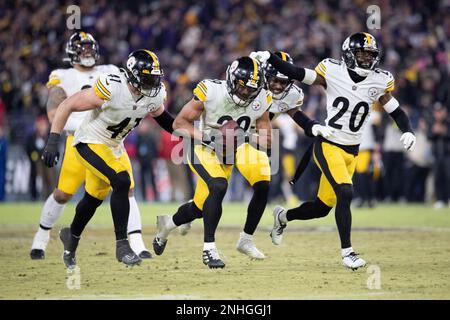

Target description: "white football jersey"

left=73, top=70, right=166, bottom=154
left=359, top=110, right=381, bottom=151
left=47, top=64, right=119, bottom=132
left=193, top=79, right=272, bottom=135
left=268, top=84, right=304, bottom=115
left=315, top=58, right=395, bottom=146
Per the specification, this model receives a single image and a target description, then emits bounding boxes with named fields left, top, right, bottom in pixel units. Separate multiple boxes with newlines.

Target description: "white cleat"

left=270, top=206, right=287, bottom=245
left=342, top=252, right=366, bottom=271
left=236, top=235, right=265, bottom=260
left=178, top=222, right=192, bottom=236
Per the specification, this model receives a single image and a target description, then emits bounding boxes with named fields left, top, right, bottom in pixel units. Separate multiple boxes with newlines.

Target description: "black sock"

left=334, top=184, right=353, bottom=248
left=110, top=172, right=131, bottom=240
left=70, top=192, right=103, bottom=237
left=244, top=181, right=270, bottom=235
left=172, top=201, right=202, bottom=226
left=202, top=178, right=228, bottom=242
left=286, top=198, right=332, bottom=221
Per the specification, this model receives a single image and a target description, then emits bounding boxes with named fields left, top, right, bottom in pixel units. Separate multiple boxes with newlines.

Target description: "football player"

left=152, top=57, right=273, bottom=268
left=41, top=49, right=174, bottom=268
left=251, top=32, right=416, bottom=270
left=30, top=32, right=157, bottom=260
left=177, top=51, right=332, bottom=235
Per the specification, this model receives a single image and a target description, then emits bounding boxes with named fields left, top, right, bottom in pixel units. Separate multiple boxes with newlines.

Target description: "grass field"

left=0, top=202, right=449, bottom=300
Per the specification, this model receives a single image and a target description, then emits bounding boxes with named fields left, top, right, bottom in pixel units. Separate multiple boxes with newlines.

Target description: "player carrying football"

left=251, top=32, right=416, bottom=270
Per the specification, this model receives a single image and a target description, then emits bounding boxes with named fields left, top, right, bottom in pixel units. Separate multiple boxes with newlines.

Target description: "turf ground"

left=0, top=202, right=449, bottom=300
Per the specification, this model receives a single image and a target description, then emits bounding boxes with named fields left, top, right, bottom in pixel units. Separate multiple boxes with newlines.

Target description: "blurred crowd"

left=0, top=0, right=449, bottom=207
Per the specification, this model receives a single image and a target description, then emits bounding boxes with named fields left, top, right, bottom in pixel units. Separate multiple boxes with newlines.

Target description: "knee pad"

left=208, top=178, right=228, bottom=198
left=111, top=171, right=131, bottom=192
left=335, top=184, right=354, bottom=204
left=252, top=181, right=270, bottom=194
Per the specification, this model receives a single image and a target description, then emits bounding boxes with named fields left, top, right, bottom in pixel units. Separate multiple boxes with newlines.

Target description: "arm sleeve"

left=46, top=70, right=62, bottom=88
left=153, top=110, right=175, bottom=134
left=267, top=53, right=306, bottom=82
left=291, top=110, right=319, bottom=137
left=388, top=107, right=413, bottom=133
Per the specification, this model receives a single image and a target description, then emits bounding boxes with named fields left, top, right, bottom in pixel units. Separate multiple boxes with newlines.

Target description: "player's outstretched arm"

left=380, top=92, right=416, bottom=151
left=42, top=88, right=103, bottom=167
left=173, top=97, right=205, bottom=142
left=50, top=88, right=103, bottom=134
left=150, top=105, right=175, bottom=134
left=286, top=108, right=333, bottom=138
left=250, top=51, right=326, bottom=86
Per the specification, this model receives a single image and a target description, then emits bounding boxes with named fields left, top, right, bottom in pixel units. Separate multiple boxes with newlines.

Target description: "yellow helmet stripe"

left=280, top=51, right=287, bottom=61
left=250, top=57, right=258, bottom=85
left=144, top=50, right=159, bottom=70
left=363, top=32, right=372, bottom=45
left=80, top=31, right=87, bottom=39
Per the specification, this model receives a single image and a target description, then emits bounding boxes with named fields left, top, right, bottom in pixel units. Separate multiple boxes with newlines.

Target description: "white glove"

left=400, top=132, right=416, bottom=151
left=311, top=124, right=334, bottom=138
left=249, top=51, right=271, bottom=64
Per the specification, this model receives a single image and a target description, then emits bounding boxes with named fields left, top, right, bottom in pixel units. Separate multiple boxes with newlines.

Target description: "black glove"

left=42, top=132, right=61, bottom=167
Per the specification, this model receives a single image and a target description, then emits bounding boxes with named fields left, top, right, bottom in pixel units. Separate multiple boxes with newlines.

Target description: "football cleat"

left=152, top=237, right=167, bottom=256
left=236, top=234, right=265, bottom=260
left=178, top=222, right=192, bottom=236
left=342, top=252, right=366, bottom=271
left=138, top=250, right=153, bottom=259
left=202, top=248, right=225, bottom=269
left=270, top=206, right=287, bottom=245
left=30, top=229, right=50, bottom=260
left=116, top=239, right=142, bottom=266
left=59, top=227, right=78, bottom=269
left=30, top=249, right=45, bottom=260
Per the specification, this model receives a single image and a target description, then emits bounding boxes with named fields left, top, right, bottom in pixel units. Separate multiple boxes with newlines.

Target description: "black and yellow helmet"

left=124, top=49, right=163, bottom=97
left=65, top=31, right=99, bottom=67
left=342, top=32, right=381, bottom=76
left=265, top=51, right=294, bottom=99
left=226, top=56, right=265, bottom=107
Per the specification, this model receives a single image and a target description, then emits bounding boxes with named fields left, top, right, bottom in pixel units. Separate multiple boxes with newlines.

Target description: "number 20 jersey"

left=193, top=79, right=272, bottom=134
left=315, top=58, right=395, bottom=146
left=73, top=70, right=166, bottom=151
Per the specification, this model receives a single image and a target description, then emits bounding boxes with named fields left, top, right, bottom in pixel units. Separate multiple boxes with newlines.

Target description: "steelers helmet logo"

left=368, top=87, right=378, bottom=97
left=252, top=100, right=261, bottom=111
left=229, top=60, right=239, bottom=73
left=127, top=56, right=137, bottom=70
left=278, top=102, right=289, bottom=112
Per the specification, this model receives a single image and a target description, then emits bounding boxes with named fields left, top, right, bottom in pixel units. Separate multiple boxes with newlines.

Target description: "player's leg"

left=74, top=143, right=141, bottom=266
left=235, top=143, right=271, bottom=259
left=121, top=152, right=152, bottom=259
left=153, top=144, right=229, bottom=268
left=31, top=136, right=86, bottom=259
left=314, top=141, right=365, bottom=270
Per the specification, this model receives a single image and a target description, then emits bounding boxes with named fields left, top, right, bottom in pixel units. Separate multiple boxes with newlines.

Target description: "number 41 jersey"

left=193, top=79, right=272, bottom=134
left=315, top=58, right=395, bottom=146
left=73, top=70, right=166, bottom=152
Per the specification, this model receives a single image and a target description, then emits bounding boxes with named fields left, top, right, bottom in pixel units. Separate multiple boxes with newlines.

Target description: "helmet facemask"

left=266, top=74, right=293, bottom=100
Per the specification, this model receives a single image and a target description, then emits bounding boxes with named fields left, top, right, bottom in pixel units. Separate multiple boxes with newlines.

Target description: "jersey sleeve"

left=314, top=59, right=328, bottom=78
left=93, top=73, right=115, bottom=101
left=193, top=80, right=211, bottom=102
left=266, top=90, right=273, bottom=109
left=46, top=69, right=63, bottom=88
left=384, top=71, right=395, bottom=93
